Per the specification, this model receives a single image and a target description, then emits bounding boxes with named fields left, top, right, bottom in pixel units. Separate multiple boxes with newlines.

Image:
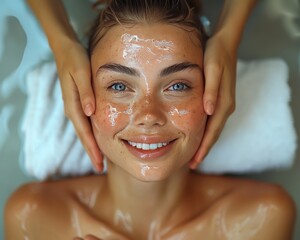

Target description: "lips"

left=123, top=138, right=176, bottom=160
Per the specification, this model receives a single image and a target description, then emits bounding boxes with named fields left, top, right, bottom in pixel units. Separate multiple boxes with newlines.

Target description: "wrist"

left=50, top=34, right=79, bottom=55
left=209, top=30, right=239, bottom=55
left=211, top=0, right=257, bottom=52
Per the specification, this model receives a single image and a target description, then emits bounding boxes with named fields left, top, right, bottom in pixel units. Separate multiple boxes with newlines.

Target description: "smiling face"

left=90, top=23, right=207, bottom=181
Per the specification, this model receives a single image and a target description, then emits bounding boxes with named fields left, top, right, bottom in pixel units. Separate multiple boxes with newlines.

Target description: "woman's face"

left=90, top=24, right=207, bottom=181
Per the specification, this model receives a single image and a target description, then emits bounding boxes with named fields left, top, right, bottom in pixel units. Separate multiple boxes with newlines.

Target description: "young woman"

left=5, top=1, right=295, bottom=239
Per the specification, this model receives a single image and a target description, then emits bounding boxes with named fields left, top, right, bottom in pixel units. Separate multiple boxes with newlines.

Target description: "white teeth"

left=128, top=141, right=169, bottom=150
left=142, top=143, right=150, bottom=150
left=150, top=144, right=157, bottom=150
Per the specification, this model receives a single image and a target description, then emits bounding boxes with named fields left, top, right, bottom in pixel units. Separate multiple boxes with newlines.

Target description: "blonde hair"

left=88, top=0, right=206, bottom=55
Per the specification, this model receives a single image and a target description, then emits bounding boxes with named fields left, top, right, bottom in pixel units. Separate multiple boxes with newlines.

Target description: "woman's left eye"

left=167, top=82, right=189, bottom=91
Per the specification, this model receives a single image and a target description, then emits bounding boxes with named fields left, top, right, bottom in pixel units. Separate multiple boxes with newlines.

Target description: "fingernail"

left=189, top=161, right=196, bottom=169
left=84, top=104, right=93, bottom=116
left=96, top=164, right=102, bottom=173
left=206, top=101, right=214, bottom=115
left=189, top=164, right=197, bottom=170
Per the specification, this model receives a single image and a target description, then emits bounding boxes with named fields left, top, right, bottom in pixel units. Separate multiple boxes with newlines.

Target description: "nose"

left=133, top=95, right=167, bottom=128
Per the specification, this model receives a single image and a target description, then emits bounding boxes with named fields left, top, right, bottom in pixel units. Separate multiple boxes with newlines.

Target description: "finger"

left=60, top=74, right=104, bottom=172
left=203, top=61, right=223, bottom=115
left=190, top=66, right=236, bottom=169
left=84, top=235, right=103, bottom=240
left=190, top=95, right=235, bottom=169
left=189, top=98, right=231, bottom=169
left=71, top=69, right=96, bottom=117
left=66, top=95, right=104, bottom=172
left=189, top=114, right=226, bottom=169
left=73, top=112, right=104, bottom=172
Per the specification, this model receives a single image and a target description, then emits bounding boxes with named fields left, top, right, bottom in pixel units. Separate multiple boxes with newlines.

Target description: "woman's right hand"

left=54, top=39, right=103, bottom=172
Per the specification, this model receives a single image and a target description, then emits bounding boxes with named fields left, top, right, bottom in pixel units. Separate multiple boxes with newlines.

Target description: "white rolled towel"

left=20, top=59, right=297, bottom=180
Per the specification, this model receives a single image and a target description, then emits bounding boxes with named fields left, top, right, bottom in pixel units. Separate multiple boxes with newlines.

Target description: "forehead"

left=91, top=23, right=203, bottom=67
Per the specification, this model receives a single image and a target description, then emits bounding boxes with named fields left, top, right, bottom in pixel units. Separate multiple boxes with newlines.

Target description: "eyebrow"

left=97, top=63, right=139, bottom=77
left=96, top=61, right=201, bottom=77
left=160, top=62, right=201, bottom=77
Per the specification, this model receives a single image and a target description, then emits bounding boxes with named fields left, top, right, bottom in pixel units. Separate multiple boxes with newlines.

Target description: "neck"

left=105, top=161, right=191, bottom=237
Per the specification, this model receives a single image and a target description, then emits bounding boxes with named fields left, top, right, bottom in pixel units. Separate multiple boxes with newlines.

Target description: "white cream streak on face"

left=108, top=104, right=133, bottom=127
left=140, top=164, right=160, bottom=176
left=141, top=165, right=150, bottom=176
left=108, top=105, right=119, bottom=127
left=168, top=107, right=189, bottom=116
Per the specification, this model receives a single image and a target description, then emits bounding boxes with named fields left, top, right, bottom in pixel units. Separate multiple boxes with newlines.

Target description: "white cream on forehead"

left=122, top=33, right=174, bottom=50
left=121, top=33, right=174, bottom=63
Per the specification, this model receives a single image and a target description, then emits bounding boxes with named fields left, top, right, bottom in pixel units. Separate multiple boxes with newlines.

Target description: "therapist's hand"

left=74, top=235, right=102, bottom=240
left=190, top=34, right=237, bottom=169
left=54, top=39, right=103, bottom=172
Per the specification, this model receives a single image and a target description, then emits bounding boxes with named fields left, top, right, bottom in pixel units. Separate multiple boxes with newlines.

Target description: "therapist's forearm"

left=213, top=0, right=258, bottom=51
left=26, top=0, right=78, bottom=53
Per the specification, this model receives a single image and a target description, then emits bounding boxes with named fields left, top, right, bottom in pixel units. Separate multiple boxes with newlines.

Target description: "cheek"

left=168, top=100, right=207, bottom=137
left=91, top=100, right=131, bottom=138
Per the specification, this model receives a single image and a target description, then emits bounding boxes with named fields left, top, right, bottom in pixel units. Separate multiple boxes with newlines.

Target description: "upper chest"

left=66, top=197, right=228, bottom=240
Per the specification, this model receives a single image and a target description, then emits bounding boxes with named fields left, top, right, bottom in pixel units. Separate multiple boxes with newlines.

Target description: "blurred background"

left=0, top=0, right=299, bottom=238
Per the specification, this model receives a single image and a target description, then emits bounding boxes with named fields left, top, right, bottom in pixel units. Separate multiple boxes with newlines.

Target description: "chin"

left=134, top=174, right=171, bottom=183
left=129, top=163, right=182, bottom=182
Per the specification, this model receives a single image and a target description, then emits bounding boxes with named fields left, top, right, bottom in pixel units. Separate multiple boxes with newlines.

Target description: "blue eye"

left=110, top=83, right=127, bottom=91
left=168, top=82, right=189, bottom=91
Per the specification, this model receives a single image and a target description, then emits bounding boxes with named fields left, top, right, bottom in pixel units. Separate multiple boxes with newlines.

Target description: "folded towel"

left=200, top=59, right=297, bottom=173
left=20, top=59, right=297, bottom=180
left=21, top=63, right=93, bottom=180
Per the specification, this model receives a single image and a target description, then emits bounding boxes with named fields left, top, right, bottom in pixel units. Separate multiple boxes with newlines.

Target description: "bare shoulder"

left=4, top=175, right=106, bottom=240
left=4, top=180, right=71, bottom=239
left=186, top=173, right=295, bottom=239
left=218, top=176, right=296, bottom=240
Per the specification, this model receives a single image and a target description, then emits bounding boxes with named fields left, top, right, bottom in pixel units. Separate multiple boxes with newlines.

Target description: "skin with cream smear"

left=4, top=23, right=296, bottom=240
